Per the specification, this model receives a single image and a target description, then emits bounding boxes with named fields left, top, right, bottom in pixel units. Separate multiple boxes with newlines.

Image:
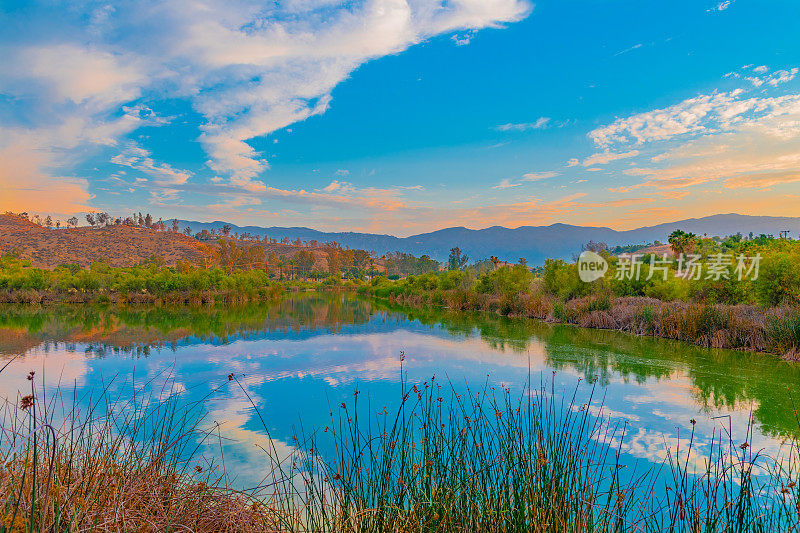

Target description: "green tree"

left=753, top=252, right=800, bottom=306
left=448, top=247, right=469, bottom=270
left=668, top=229, right=697, bottom=256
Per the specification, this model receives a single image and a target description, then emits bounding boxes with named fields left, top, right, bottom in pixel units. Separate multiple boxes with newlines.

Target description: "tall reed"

left=257, top=372, right=800, bottom=532
left=2, top=367, right=798, bottom=531
left=0, top=371, right=276, bottom=532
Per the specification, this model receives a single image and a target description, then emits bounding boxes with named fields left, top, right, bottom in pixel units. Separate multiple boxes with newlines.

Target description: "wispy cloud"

left=492, top=178, right=521, bottom=189
left=614, top=43, right=642, bottom=57
left=521, top=171, right=559, bottom=181
left=111, top=143, right=193, bottom=185
left=580, top=64, right=800, bottom=223
left=581, top=150, right=640, bottom=166
left=495, top=117, right=550, bottom=132
left=0, top=0, right=533, bottom=208
left=0, top=103, right=163, bottom=215
left=707, top=1, right=733, bottom=12
left=589, top=80, right=800, bottom=148
left=451, top=31, right=477, bottom=46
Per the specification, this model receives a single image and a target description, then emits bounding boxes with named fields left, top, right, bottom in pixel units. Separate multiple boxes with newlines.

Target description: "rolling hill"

left=4, top=212, right=797, bottom=269
left=178, top=213, right=800, bottom=265
left=0, top=213, right=213, bottom=268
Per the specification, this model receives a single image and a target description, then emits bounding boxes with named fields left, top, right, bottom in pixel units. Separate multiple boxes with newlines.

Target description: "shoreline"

left=2, top=283, right=798, bottom=361
left=366, top=289, right=800, bottom=362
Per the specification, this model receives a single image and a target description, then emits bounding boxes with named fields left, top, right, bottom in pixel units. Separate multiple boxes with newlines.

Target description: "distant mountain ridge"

left=178, top=214, right=800, bottom=265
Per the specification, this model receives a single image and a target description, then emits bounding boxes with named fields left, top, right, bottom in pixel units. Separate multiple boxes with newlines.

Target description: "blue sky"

left=1, top=0, right=799, bottom=235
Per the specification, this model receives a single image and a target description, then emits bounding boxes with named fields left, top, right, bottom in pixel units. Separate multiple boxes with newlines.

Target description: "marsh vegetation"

left=2, top=369, right=799, bottom=532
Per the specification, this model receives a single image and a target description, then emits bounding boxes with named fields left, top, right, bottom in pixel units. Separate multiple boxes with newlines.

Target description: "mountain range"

left=177, top=214, right=800, bottom=265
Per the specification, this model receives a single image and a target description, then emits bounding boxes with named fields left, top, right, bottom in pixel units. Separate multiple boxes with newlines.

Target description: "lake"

left=1, top=294, right=798, bottom=489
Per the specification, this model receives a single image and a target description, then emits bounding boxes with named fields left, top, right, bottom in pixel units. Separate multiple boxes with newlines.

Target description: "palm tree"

left=668, top=229, right=697, bottom=256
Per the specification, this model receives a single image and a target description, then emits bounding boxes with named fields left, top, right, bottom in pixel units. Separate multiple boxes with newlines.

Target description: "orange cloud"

left=723, top=171, right=800, bottom=189
left=0, top=142, right=93, bottom=216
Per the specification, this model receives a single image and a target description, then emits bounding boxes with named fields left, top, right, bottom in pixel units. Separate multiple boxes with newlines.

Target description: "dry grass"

left=0, top=457, right=271, bottom=532
left=0, top=376, right=282, bottom=532
left=0, top=214, right=213, bottom=269
left=2, top=368, right=800, bottom=532
left=382, top=285, right=800, bottom=358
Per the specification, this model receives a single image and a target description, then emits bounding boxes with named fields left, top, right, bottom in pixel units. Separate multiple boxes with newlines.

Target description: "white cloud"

left=0, top=103, right=163, bottom=215
left=12, top=44, right=147, bottom=110
left=451, top=30, right=477, bottom=46
left=111, top=143, right=193, bottom=185
left=582, top=149, right=639, bottom=166
left=587, top=66, right=800, bottom=196
left=746, top=76, right=764, bottom=87
left=495, top=117, right=550, bottom=131
left=521, top=171, right=558, bottom=181
left=767, top=68, right=799, bottom=86
left=707, top=0, right=732, bottom=12
left=0, top=0, right=532, bottom=205
left=743, top=66, right=798, bottom=88
left=590, top=85, right=800, bottom=148
left=492, top=178, right=520, bottom=189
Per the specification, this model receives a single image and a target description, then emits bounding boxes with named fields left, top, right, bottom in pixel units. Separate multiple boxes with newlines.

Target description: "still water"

left=1, top=294, right=798, bottom=488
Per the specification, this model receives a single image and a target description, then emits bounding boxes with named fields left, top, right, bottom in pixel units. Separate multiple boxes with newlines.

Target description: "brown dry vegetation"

left=0, top=214, right=379, bottom=274
left=0, top=214, right=213, bottom=268
left=217, top=237, right=336, bottom=272
left=385, top=290, right=800, bottom=360
left=0, top=382, right=281, bottom=532
left=0, top=455, right=275, bottom=532
left=4, top=372, right=798, bottom=533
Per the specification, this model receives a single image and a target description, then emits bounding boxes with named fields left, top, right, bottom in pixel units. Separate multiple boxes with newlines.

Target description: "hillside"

left=179, top=213, right=800, bottom=265
left=0, top=214, right=377, bottom=272
left=0, top=214, right=213, bottom=268
left=5, top=212, right=797, bottom=269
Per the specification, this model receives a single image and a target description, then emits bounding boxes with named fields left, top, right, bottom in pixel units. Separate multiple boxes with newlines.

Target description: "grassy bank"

left=2, top=369, right=799, bottom=532
left=362, top=266, right=800, bottom=360
left=0, top=254, right=363, bottom=305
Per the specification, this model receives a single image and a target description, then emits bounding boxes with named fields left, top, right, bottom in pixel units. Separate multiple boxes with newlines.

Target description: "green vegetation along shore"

left=364, top=270, right=800, bottom=360
left=0, top=254, right=350, bottom=305
left=3, top=297, right=800, bottom=438
left=362, top=233, right=800, bottom=360
left=3, top=228, right=800, bottom=359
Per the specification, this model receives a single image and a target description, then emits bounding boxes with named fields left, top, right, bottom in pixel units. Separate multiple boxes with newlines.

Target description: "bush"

left=753, top=252, right=800, bottom=306
left=541, top=259, right=592, bottom=300
left=476, top=265, right=533, bottom=296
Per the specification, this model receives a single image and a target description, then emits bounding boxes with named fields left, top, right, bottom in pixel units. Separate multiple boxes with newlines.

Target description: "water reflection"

left=0, top=295, right=797, bottom=487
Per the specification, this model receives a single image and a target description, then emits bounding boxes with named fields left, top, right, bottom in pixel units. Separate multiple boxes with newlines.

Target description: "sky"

left=1, top=0, right=799, bottom=236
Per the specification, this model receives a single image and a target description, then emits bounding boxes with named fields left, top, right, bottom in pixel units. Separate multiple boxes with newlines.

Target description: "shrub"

left=541, top=259, right=592, bottom=300
left=753, top=252, right=800, bottom=306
